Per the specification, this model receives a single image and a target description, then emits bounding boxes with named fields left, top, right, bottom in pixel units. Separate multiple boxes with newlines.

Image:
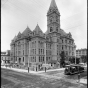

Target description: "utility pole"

left=28, top=38, right=31, bottom=73
left=75, top=50, right=76, bottom=64
left=44, top=35, right=46, bottom=72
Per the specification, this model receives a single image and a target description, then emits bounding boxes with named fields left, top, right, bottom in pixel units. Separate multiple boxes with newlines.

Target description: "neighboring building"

left=76, top=48, right=87, bottom=58
left=10, top=0, right=76, bottom=71
left=1, top=50, right=10, bottom=65
left=76, top=48, right=87, bottom=63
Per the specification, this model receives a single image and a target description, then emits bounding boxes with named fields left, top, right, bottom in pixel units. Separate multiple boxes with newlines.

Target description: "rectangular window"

left=62, top=40, right=63, bottom=43
left=41, top=49, right=42, bottom=54
left=62, top=46, right=63, bottom=50
left=39, top=49, right=40, bottom=54
left=23, top=57, right=24, bottom=62
left=46, top=50, right=47, bottom=55
left=43, top=57, right=44, bottom=61
left=41, top=57, right=42, bottom=62
left=43, top=49, right=44, bottom=54
left=39, top=56, right=40, bottom=62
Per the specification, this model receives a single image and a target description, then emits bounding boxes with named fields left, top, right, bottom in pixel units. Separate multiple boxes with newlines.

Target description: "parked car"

left=64, top=64, right=84, bottom=75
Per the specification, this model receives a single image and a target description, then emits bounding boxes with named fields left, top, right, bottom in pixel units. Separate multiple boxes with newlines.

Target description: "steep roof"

left=47, top=0, right=59, bottom=14
left=22, top=26, right=32, bottom=37
left=33, top=24, right=44, bottom=37
left=59, top=29, right=67, bottom=36
left=13, top=35, right=17, bottom=41
left=33, top=24, right=42, bottom=33
left=50, top=0, right=57, bottom=8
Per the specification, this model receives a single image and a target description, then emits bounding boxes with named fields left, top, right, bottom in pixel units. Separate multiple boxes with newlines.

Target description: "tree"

left=69, top=57, right=75, bottom=64
left=76, top=58, right=80, bottom=64
left=60, top=51, right=66, bottom=68
left=81, top=55, right=87, bottom=63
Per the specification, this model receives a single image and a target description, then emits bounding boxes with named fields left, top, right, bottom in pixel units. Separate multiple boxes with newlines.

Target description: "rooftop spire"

left=50, top=0, right=57, bottom=8
left=47, top=0, right=60, bottom=15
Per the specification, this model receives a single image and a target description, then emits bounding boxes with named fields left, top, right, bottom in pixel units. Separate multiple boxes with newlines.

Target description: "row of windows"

left=39, top=56, right=44, bottom=62
left=61, top=45, right=74, bottom=51
left=46, top=57, right=51, bottom=61
left=31, top=57, right=36, bottom=62
left=15, top=50, right=24, bottom=56
left=50, top=27, right=58, bottom=32
left=39, top=49, right=44, bottom=54
left=14, top=57, right=24, bottom=62
left=1, top=57, right=7, bottom=60
left=62, top=39, right=73, bottom=44
left=76, top=51, right=86, bottom=54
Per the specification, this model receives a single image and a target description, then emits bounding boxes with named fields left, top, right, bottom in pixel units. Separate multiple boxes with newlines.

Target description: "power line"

left=1, top=0, right=86, bottom=32
left=1, top=0, right=8, bottom=7
left=63, top=23, right=86, bottom=30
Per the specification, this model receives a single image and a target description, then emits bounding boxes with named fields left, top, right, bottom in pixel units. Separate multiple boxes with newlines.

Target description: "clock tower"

left=46, top=0, right=61, bottom=61
left=47, top=0, right=60, bottom=34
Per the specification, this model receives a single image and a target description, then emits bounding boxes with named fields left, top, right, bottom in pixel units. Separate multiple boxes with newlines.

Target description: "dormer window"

left=50, top=27, right=52, bottom=32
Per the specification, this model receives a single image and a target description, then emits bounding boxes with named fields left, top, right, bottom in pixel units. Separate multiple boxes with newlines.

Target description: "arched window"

left=50, top=27, right=52, bottom=32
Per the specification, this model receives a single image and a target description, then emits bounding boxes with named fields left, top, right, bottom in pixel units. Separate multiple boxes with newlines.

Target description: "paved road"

left=1, top=68, right=87, bottom=88
left=40, top=68, right=87, bottom=84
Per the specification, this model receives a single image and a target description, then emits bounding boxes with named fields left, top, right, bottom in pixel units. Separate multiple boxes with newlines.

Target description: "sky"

left=1, top=0, right=87, bottom=51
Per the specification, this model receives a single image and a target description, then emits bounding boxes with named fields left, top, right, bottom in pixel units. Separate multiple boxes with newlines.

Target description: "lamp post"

left=75, top=50, right=76, bottom=64
left=27, top=37, right=31, bottom=73
left=44, top=35, right=46, bottom=72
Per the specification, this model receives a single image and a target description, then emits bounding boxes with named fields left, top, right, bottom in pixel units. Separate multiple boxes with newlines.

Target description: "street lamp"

left=44, top=35, right=46, bottom=72
left=75, top=50, right=76, bottom=64
left=27, top=37, right=31, bottom=73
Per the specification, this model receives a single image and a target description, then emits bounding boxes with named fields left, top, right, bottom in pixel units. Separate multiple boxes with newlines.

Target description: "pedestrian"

left=45, top=67, right=46, bottom=72
left=78, top=73, right=80, bottom=83
left=36, top=67, right=37, bottom=72
left=28, top=67, right=29, bottom=73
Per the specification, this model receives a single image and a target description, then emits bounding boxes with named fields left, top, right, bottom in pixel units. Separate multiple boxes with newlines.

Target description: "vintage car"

left=64, top=64, right=84, bottom=75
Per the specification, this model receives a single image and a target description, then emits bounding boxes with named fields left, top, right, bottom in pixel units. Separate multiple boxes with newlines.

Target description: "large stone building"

left=10, top=0, right=76, bottom=70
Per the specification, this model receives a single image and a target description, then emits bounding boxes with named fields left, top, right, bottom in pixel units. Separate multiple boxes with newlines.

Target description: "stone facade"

left=10, top=0, right=76, bottom=71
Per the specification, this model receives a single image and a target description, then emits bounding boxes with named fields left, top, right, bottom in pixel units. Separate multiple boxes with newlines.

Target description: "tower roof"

left=22, top=26, right=32, bottom=36
left=33, top=24, right=44, bottom=37
left=33, top=24, right=43, bottom=33
left=47, top=0, right=59, bottom=14
left=50, top=0, right=57, bottom=8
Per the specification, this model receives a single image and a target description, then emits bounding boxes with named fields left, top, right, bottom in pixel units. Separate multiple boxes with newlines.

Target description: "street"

left=1, top=68, right=87, bottom=88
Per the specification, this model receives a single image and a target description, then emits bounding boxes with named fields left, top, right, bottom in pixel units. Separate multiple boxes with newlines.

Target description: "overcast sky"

left=1, top=0, right=87, bottom=51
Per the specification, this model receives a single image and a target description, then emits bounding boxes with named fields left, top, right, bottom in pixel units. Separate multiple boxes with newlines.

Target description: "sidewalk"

left=80, top=77, right=87, bottom=84
left=1, top=66, right=64, bottom=74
